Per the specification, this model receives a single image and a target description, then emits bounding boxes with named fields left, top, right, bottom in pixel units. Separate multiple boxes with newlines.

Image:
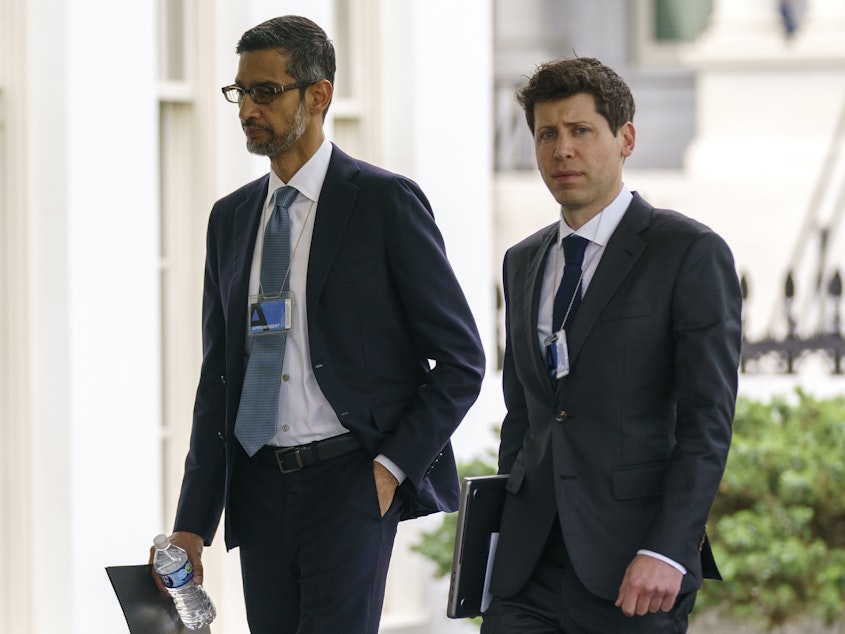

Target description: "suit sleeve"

left=172, top=209, right=227, bottom=545
left=374, top=178, right=486, bottom=491
left=643, top=230, right=741, bottom=572
left=498, top=248, right=531, bottom=474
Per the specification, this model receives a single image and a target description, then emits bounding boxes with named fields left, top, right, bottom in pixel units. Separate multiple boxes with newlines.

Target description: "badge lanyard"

left=249, top=199, right=316, bottom=337
left=545, top=212, right=603, bottom=379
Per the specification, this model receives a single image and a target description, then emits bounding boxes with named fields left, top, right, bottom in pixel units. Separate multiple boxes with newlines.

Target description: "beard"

left=245, top=99, right=307, bottom=157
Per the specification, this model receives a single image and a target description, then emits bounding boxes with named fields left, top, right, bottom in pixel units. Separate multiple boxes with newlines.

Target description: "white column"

left=801, top=0, right=845, bottom=27
left=382, top=0, right=500, bottom=460
left=693, top=0, right=786, bottom=61
left=0, top=0, right=36, bottom=630
left=17, top=0, right=162, bottom=632
left=380, top=1, right=499, bottom=632
left=796, top=0, right=845, bottom=54
left=22, top=0, right=73, bottom=630
left=703, top=0, right=787, bottom=33
left=68, top=0, right=161, bottom=631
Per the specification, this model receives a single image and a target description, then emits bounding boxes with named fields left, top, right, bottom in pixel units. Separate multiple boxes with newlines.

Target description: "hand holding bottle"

left=151, top=533, right=215, bottom=630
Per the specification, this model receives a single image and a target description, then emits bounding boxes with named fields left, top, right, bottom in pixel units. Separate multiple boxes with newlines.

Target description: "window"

left=157, top=0, right=198, bottom=526
left=654, top=0, right=713, bottom=42
left=159, top=0, right=188, bottom=83
left=632, top=0, right=714, bottom=66
left=330, top=0, right=381, bottom=163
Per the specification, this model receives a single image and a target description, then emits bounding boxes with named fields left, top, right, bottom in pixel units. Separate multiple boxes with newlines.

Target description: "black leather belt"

left=252, top=434, right=362, bottom=474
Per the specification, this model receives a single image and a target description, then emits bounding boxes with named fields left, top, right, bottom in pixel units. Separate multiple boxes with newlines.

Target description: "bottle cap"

left=153, top=534, right=170, bottom=550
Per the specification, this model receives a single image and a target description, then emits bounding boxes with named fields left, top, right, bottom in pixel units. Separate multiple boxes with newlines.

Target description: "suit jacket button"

left=555, top=410, right=567, bottom=422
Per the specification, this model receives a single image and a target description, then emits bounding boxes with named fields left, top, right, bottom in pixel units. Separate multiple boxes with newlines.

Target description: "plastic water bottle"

left=152, top=534, right=216, bottom=630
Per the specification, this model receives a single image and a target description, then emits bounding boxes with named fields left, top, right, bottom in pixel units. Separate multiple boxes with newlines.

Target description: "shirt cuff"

left=374, top=454, right=407, bottom=484
left=637, top=550, right=687, bottom=575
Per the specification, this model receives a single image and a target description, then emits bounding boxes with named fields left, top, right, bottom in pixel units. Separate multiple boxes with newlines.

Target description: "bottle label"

left=159, top=561, right=194, bottom=589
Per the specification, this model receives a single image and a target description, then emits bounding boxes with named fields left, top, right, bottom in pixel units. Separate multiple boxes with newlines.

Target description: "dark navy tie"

left=552, top=234, right=589, bottom=333
left=235, top=186, right=298, bottom=456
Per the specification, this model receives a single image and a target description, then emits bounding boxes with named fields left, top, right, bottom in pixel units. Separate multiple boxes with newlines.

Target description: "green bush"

left=413, top=391, right=845, bottom=629
left=701, top=389, right=845, bottom=627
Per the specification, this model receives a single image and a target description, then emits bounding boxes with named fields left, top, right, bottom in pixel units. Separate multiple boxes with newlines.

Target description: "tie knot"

left=273, top=186, right=299, bottom=210
left=563, top=234, right=589, bottom=266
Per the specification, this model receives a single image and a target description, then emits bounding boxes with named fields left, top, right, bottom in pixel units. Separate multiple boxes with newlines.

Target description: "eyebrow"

left=233, top=77, right=282, bottom=87
left=536, top=120, right=593, bottom=130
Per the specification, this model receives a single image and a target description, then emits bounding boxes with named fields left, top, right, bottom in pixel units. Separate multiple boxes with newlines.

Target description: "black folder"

left=447, top=474, right=509, bottom=619
left=105, top=565, right=212, bottom=633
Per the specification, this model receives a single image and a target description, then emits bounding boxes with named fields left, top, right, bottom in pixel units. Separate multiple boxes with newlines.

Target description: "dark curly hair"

left=516, top=57, right=635, bottom=135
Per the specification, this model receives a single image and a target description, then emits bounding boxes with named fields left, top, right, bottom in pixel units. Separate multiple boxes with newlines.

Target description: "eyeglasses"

left=221, top=81, right=313, bottom=105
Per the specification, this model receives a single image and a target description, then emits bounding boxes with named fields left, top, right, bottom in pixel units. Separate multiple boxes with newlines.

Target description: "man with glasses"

left=155, top=15, right=485, bottom=633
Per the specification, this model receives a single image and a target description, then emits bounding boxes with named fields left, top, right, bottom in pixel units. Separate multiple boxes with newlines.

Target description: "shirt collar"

left=266, top=138, right=333, bottom=206
left=558, top=184, right=632, bottom=247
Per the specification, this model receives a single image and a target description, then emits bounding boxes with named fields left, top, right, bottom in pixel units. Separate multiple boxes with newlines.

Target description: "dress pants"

left=481, top=519, right=697, bottom=634
left=230, top=444, right=401, bottom=634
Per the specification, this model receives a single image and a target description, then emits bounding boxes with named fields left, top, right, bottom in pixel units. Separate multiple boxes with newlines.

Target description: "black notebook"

left=447, top=474, right=509, bottom=619
left=105, top=565, right=212, bottom=634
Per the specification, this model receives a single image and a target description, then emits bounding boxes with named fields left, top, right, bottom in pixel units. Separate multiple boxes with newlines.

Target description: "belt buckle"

left=275, top=447, right=305, bottom=474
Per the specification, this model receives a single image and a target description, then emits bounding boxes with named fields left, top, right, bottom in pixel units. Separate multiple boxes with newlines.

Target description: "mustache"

left=241, top=119, right=272, bottom=130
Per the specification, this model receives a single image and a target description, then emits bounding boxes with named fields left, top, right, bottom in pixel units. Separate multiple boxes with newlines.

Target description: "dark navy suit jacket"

left=491, top=193, right=741, bottom=601
left=173, top=144, right=485, bottom=549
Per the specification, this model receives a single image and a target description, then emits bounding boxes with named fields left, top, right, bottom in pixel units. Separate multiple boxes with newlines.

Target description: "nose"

left=238, top=94, right=261, bottom=120
left=553, top=134, right=574, bottom=161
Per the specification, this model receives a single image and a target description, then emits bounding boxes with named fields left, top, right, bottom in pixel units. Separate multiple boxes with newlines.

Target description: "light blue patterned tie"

left=235, top=186, right=299, bottom=456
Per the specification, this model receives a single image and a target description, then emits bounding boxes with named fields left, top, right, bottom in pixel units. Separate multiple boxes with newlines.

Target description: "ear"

left=307, top=79, right=333, bottom=116
left=619, top=121, right=636, bottom=158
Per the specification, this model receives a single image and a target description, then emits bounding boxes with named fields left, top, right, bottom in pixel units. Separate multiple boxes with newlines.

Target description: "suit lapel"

left=228, top=175, right=269, bottom=354
left=566, top=195, right=652, bottom=365
left=520, top=225, right=558, bottom=399
left=306, top=145, right=359, bottom=317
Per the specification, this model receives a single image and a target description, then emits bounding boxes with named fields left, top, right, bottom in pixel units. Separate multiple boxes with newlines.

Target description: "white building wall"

left=2, top=0, right=163, bottom=632
left=25, top=1, right=73, bottom=630
left=380, top=0, right=501, bottom=463
left=0, top=0, right=35, bottom=629
left=67, top=0, right=162, bottom=626
left=378, top=3, right=499, bottom=632
left=681, top=0, right=845, bottom=346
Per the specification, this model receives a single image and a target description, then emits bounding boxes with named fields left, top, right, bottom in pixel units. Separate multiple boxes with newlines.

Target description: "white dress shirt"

left=247, top=138, right=347, bottom=446
left=536, top=186, right=631, bottom=351
left=246, top=138, right=405, bottom=482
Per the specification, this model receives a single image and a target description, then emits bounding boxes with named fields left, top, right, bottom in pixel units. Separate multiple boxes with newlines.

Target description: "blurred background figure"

left=779, top=0, right=799, bottom=37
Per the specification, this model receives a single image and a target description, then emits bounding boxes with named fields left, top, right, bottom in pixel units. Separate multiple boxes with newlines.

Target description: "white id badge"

left=545, top=330, right=570, bottom=379
left=249, top=292, right=293, bottom=335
